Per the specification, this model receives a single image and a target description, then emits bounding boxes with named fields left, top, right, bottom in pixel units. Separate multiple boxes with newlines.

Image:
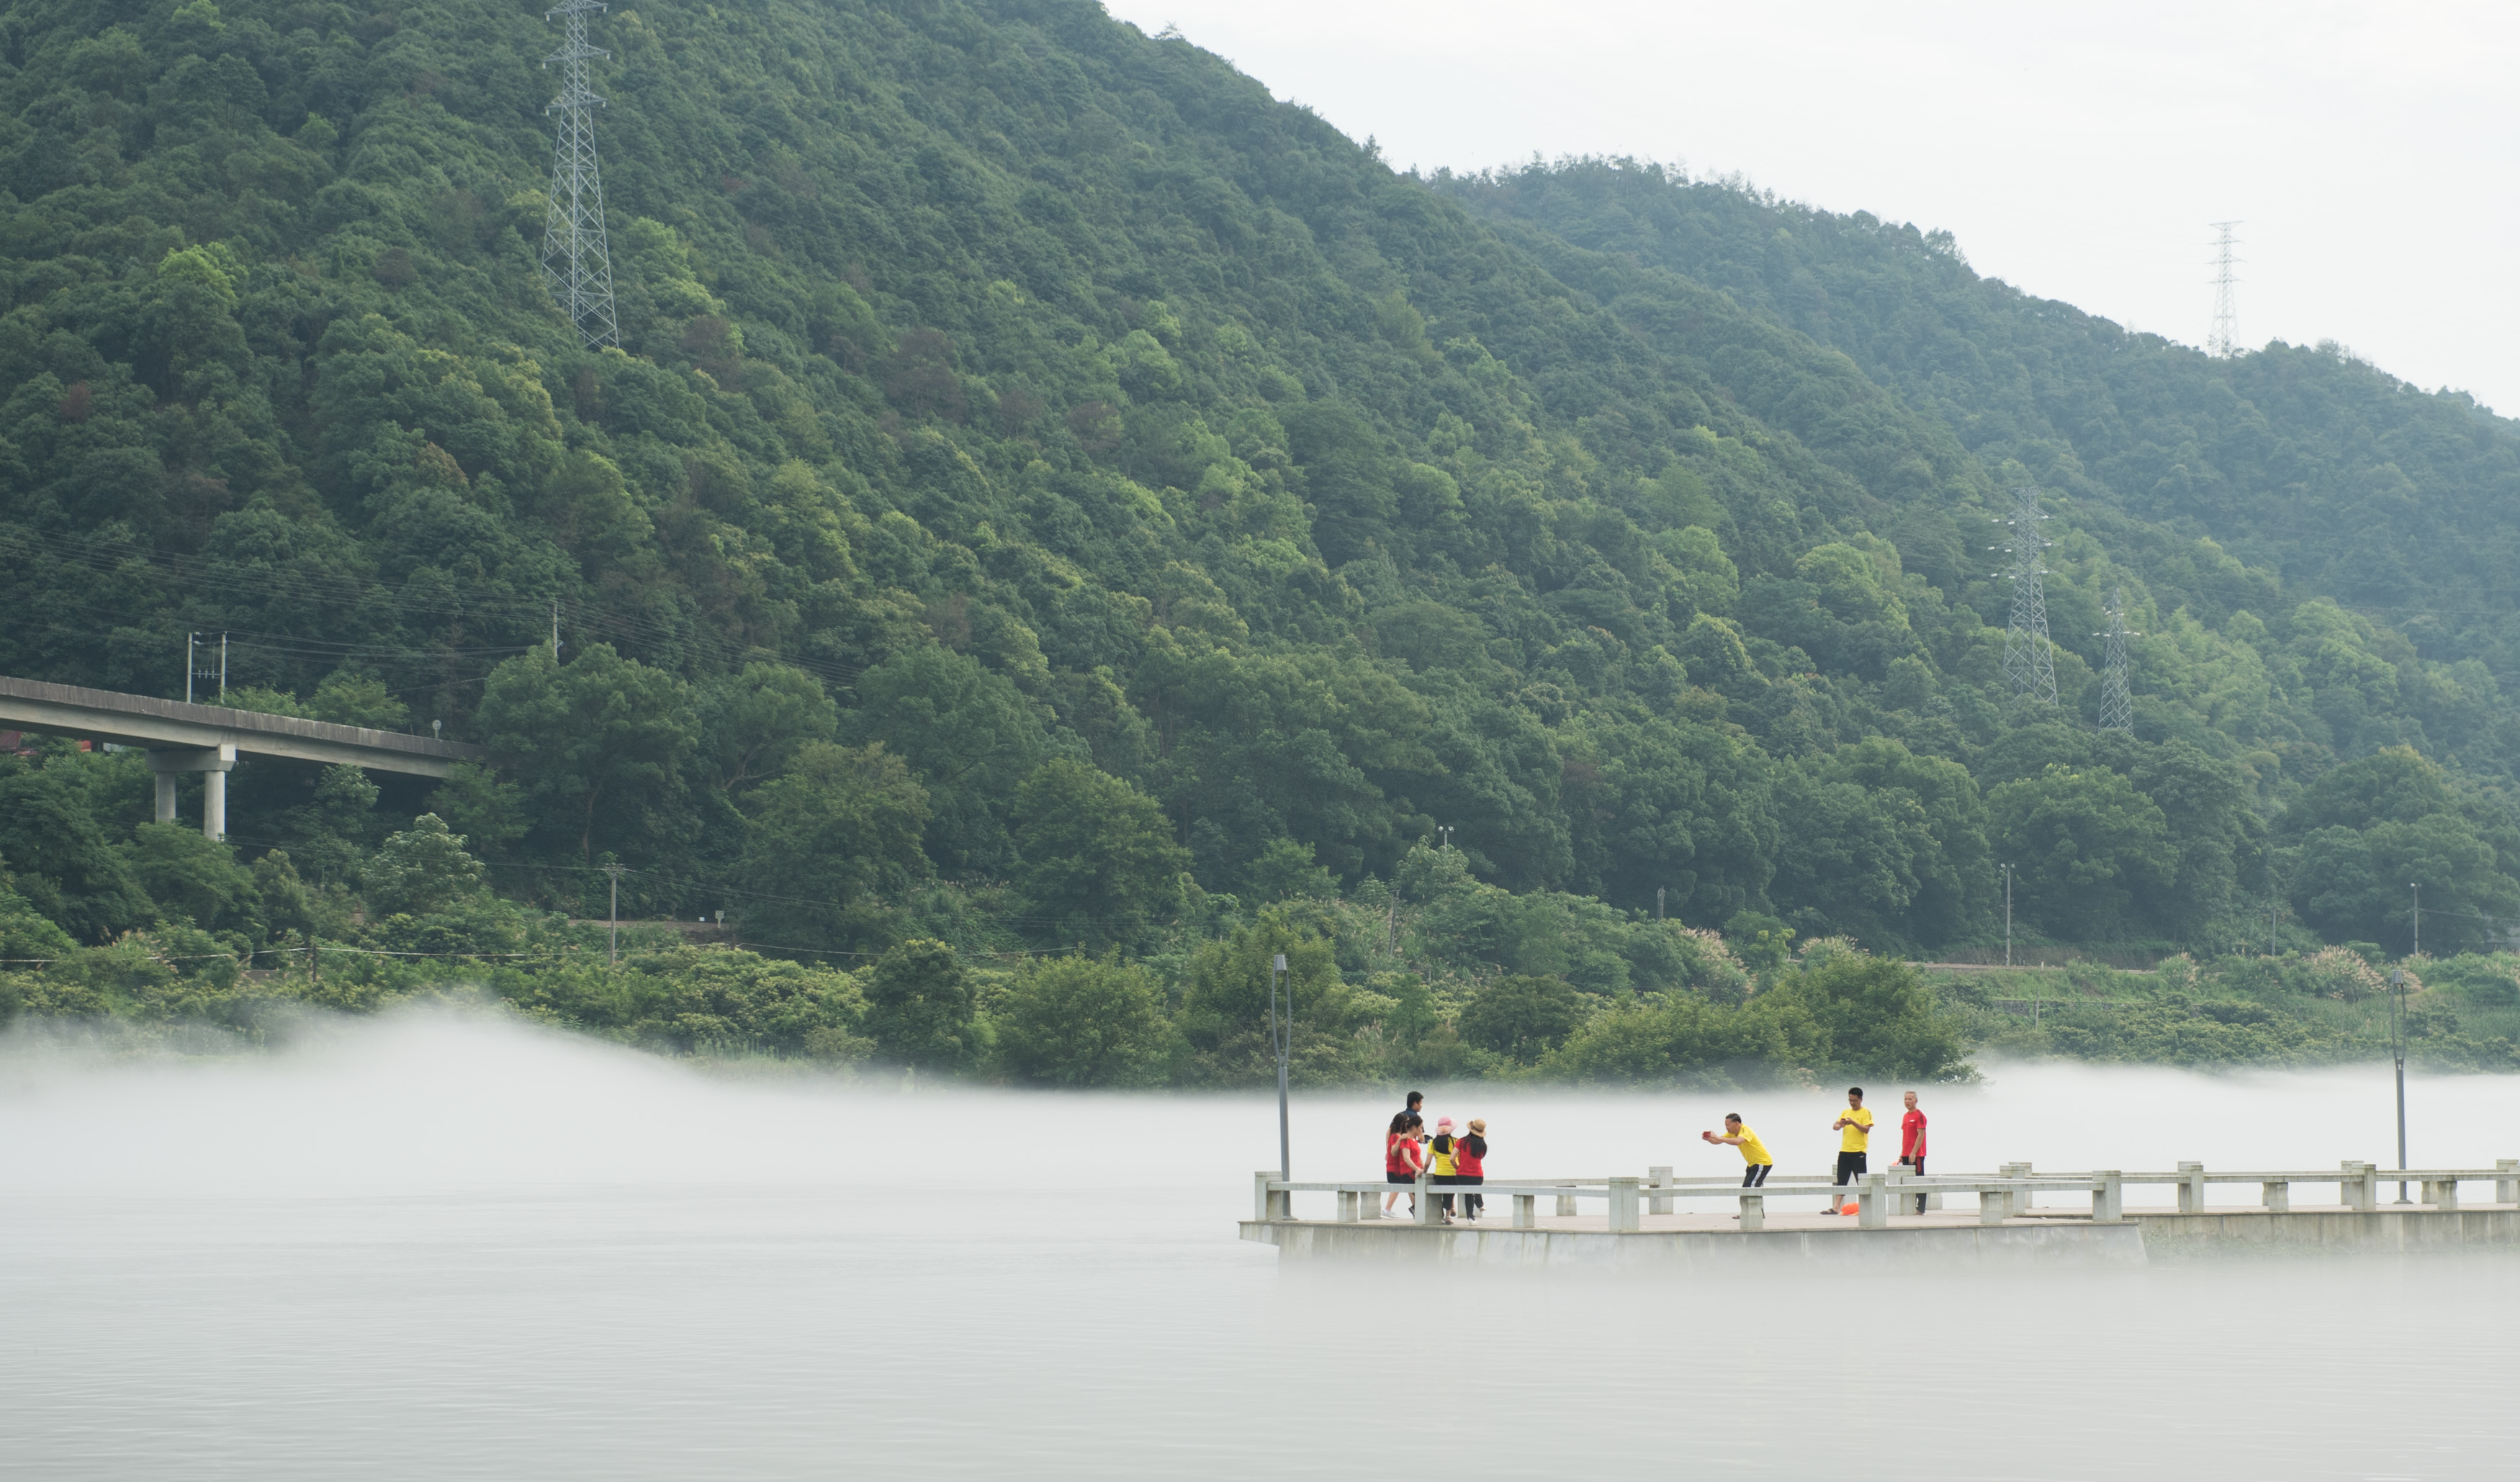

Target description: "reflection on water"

left=3, top=1011, right=2517, bottom=1479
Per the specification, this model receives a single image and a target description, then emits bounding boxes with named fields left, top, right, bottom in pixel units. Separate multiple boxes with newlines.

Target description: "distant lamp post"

left=1269, top=952, right=1292, bottom=1183
left=2001, top=863, right=2015, bottom=967
left=2389, top=965, right=2411, bottom=1205
left=1436, top=825, right=1455, bottom=851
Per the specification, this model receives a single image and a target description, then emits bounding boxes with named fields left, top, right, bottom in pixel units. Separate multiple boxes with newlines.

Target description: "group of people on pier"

left=1382, top=1092, right=1488, bottom=1223
left=1705, top=1088, right=1930, bottom=1214
left=1378, top=1086, right=1931, bottom=1221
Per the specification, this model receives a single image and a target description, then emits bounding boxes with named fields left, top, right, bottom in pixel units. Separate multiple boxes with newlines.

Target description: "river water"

left=4, top=1010, right=2517, bottom=1479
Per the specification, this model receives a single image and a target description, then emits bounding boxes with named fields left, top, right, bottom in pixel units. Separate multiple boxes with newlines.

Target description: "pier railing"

left=1255, top=1158, right=2520, bottom=1234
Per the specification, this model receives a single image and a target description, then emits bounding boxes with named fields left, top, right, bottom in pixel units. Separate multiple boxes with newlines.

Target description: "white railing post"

left=2343, top=1161, right=2377, bottom=1213
left=2498, top=1158, right=2519, bottom=1206
left=2261, top=1179, right=2290, bottom=1214
left=1555, top=1184, right=1578, bottom=1218
left=2000, top=1161, right=2034, bottom=1211
left=1608, top=1177, right=1642, bottom=1232
left=1648, top=1165, right=1673, bottom=1216
left=2091, top=1170, right=2123, bottom=1224
left=1513, top=1193, right=1536, bottom=1229
left=1255, top=1170, right=1276, bottom=1223
left=1338, top=1188, right=1360, bottom=1222
left=2177, top=1161, right=2205, bottom=1214
left=2425, top=1177, right=2460, bottom=1212
left=1738, top=1192, right=1765, bottom=1231
left=1978, top=1181, right=2011, bottom=1226
left=1858, top=1173, right=1888, bottom=1229
left=1415, top=1173, right=1438, bottom=1226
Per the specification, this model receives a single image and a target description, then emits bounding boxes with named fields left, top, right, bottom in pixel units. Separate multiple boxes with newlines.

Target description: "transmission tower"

left=1994, top=486, right=2058, bottom=707
left=541, top=0, right=618, bottom=348
left=2097, top=584, right=2138, bottom=732
left=2208, top=220, right=2241, bottom=358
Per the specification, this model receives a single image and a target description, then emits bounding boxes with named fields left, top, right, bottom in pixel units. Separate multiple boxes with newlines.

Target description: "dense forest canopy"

left=6, top=0, right=2520, bottom=1032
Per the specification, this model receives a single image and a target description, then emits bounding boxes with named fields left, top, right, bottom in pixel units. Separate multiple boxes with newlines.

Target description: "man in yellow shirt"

left=1702, top=1113, right=1773, bottom=1187
left=1830, top=1087, right=1873, bottom=1214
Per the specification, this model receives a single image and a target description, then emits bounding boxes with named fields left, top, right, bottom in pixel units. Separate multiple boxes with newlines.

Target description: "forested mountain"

left=5, top=0, right=2520, bottom=1015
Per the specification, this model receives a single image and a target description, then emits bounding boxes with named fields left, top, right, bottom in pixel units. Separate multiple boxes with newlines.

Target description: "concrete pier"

left=1243, top=1211, right=2146, bottom=1268
left=1243, top=1163, right=2520, bottom=1267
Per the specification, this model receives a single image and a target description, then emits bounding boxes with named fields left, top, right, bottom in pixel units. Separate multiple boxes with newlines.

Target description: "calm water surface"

left=4, top=1012, right=2516, bottom=1479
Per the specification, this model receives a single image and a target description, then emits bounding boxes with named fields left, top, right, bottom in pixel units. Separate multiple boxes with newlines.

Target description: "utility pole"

left=2208, top=221, right=2242, bottom=358
left=1992, top=487, right=2058, bottom=707
left=2096, top=585, right=2137, bottom=732
left=2410, top=882, right=2421, bottom=959
left=1657, top=885, right=1666, bottom=922
left=541, top=0, right=619, bottom=348
left=551, top=600, right=563, bottom=661
left=602, top=862, right=626, bottom=966
left=2388, top=965, right=2409, bottom=1204
left=2002, top=863, right=2015, bottom=968
left=2268, top=859, right=2279, bottom=956
left=1269, top=952, right=1291, bottom=1183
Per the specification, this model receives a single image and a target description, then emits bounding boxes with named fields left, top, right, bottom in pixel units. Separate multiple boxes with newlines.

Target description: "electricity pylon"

left=1993, top=486, right=2058, bottom=707
left=541, top=0, right=618, bottom=348
left=2208, top=221, right=2241, bottom=358
left=2097, top=584, right=2138, bottom=732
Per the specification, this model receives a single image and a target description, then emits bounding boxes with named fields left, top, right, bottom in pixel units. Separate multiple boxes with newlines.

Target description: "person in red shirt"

left=1899, top=1090, right=1928, bottom=1215
left=1382, top=1112, right=1426, bottom=1219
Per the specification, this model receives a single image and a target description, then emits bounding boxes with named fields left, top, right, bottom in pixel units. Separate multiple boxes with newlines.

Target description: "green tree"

left=1176, top=908, right=1360, bottom=1085
left=1987, top=765, right=2177, bottom=940
left=1760, top=953, right=1971, bottom=1080
left=1458, top=973, right=1588, bottom=1065
left=735, top=742, right=930, bottom=950
left=0, top=764, right=152, bottom=943
left=1009, top=759, right=1190, bottom=947
left=0, top=853, right=78, bottom=963
left=864, top=938, right=977, bottom=1071
left=127, top=823, right=262, bottom=939
left=990, top=953, right=1171, bottom=1088
left=363, top=814, right=490, bottom=917
left=473, top=646, right=700, bottom=862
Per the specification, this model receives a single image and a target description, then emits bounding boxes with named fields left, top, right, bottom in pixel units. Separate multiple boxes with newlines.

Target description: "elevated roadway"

left=0, top=674, right=486, bottom=839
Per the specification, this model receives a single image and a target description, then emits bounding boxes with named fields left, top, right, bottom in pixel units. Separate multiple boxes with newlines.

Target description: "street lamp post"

left=1270, top=952, right=1291, bottom=1184
left=2001, top=864, right=2015, bottom=968
left=2389, top=964, right=2410, bottom=1205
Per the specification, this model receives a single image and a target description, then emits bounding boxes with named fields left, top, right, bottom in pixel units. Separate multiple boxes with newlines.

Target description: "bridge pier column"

left=146, top=744, right=236, bottom=840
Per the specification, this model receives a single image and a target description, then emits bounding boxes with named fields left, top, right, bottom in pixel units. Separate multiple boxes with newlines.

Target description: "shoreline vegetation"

left=7, top=802, right=2514, bottom=1084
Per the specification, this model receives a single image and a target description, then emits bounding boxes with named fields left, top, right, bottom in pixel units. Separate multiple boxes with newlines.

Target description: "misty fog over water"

left=5, top=1011, right=2518, bottom=1479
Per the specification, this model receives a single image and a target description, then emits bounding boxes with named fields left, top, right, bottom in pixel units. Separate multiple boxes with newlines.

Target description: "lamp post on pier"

left=1269, top=952, right=1291, bottom=1183
left=2390, top=964, right=2410, bottom=1205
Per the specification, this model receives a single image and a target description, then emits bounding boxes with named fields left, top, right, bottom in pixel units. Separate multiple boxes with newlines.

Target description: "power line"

left=541, top=0, right=618, bottom=348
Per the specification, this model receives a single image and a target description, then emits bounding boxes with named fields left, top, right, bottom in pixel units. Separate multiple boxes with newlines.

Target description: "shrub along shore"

left=7, top=805, right=2512, bottom=1085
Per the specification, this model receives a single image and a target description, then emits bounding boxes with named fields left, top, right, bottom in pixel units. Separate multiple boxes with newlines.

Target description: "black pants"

left=1835, top=1151, right=1867, bottom=1199
left=1905, top=1156, right=1927, bottom=1214
left=1741, top=1163, right=1772, bottom=1188
left=1432, top=1173, right=1458, bottom=1214
left=1457, top=1174, right=1483, bottom=1218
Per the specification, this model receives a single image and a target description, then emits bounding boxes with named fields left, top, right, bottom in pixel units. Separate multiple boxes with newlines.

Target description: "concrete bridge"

left=1243, top=1160, right=2520, bottom=1266
left=0, top=674, right=485, bottom=840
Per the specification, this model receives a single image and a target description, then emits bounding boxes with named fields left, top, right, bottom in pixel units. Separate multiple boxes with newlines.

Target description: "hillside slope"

left=1, top=0, right=2515, bottom=967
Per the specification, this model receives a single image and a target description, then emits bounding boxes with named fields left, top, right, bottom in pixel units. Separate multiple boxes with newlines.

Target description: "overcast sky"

left=1104, top=1, right=2519, bottom=415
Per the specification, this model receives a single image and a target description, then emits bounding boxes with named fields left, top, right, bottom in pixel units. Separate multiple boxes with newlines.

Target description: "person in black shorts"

left=1830, top=1086, right=1873, bottom=1214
